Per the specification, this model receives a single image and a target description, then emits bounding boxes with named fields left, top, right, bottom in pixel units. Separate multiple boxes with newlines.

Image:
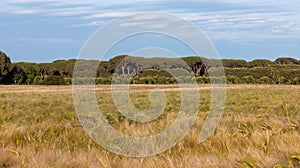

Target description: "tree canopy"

left=0, top=50, right=299, bottom=85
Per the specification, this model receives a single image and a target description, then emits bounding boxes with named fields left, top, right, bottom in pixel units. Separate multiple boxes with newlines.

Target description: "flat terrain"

left=0, top=84, right=298, bottom=93
left=0, top=85, right=299, bottom=167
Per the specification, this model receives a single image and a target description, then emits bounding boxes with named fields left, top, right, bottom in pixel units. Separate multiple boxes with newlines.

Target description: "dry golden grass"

left=0, top=85, right=299, bottom=167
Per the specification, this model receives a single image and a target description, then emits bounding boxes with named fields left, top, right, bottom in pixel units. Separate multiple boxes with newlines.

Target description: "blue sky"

left=0, top=0, right=299, bottom=62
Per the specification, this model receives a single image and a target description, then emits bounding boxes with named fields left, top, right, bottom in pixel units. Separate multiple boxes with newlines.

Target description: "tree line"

left=0, top=50, right=299, bottom=85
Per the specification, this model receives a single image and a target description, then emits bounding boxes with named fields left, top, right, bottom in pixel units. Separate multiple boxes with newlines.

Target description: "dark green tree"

left=44, top=75, right=65, bottom=85
left=275, top=57, right=299, bottom=65
left=249, top=59, right=274, bottom=67
left=0, top=51, right=15, bottom=84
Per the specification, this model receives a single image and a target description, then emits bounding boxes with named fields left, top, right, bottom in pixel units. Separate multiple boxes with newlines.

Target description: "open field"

left=0, top=85, right=299, bottom=167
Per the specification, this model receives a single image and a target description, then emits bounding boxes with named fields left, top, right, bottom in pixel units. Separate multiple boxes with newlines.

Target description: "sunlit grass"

left=0, top=85, right=299, bottom=167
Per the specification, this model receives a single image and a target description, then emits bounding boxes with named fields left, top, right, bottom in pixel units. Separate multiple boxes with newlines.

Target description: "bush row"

left=57, top=76, right=300, bottom=85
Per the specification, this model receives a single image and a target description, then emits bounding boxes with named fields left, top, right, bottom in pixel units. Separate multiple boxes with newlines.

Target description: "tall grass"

left=0, top=85, right=299, bottom=167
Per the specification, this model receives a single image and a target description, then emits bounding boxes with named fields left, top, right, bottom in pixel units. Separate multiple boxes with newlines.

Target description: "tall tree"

left=0, top=51, right=15, bottom=84
left=275, top=57, right=299, bottom=65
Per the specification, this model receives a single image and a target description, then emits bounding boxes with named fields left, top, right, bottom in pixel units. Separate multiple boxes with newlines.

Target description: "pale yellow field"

left=0, top=85, right=299, bottom=167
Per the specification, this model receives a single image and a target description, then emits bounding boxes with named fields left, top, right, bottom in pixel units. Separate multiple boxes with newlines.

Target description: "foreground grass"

left=0, top=85, right=299, bottom=167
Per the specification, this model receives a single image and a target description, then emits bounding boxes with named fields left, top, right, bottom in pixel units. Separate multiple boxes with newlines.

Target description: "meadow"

left=0, top=85, right=299, bottom=167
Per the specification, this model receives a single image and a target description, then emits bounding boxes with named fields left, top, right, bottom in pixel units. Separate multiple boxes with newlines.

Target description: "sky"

left=0, top=0, right=300, bottom=63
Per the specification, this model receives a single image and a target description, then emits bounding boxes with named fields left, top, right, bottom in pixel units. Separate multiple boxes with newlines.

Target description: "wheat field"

left=0, top=85, right=299, bottom=167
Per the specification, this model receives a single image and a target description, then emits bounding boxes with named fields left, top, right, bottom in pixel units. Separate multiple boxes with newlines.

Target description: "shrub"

left=131, top=77, right=140, bottom=84
left=227, top=76, right=240, bottom=84
left=291, top=77, right=300, bottom=85
left=259, top=76, right=272, bottom=84
left=166, top=77, right=176, bottom=84
left=275, top=76, right=287, bottom=84
left=157, top=77, right=167, bottom=84
left=64, top=78, right=72, bottom=85
left=33, top=76, right=44, bottom=85
left=241, top=76, right=256, bottom=84
left=44, top=75, right=65, bottom=85
left=211, top=77, right=227, bottom=84
left=196, top=77, right=210, bottom=84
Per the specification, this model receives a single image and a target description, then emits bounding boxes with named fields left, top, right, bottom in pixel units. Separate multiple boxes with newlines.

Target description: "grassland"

left=0, top=85, right=299, bottom=167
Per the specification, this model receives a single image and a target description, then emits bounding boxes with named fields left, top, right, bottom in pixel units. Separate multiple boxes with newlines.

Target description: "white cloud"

left=11, top=9, right=40, bottom=14
left=19, top=37, right=75, bottom=43
left=1, top=0, right=300, bottom=41
left=85, top=12, right=131, bottom=19
left=7, top=0, right=56, bottom=3
left=48, top=7, right=96, bottom=17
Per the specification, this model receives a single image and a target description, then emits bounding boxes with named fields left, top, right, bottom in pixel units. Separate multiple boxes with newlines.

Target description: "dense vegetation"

left=1, top=50, right=299, bottom=85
